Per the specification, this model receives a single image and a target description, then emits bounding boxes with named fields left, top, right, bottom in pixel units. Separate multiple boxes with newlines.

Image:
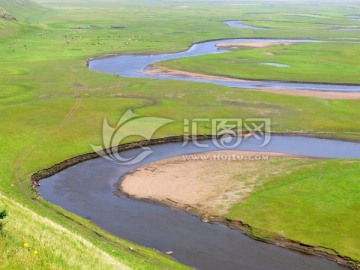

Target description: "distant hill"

left=0, top=0, right=45, bottom=41
left=0, top=7, right=17, bottom=21
left=0, top=16, right=21, bottom=41
left=0, top=0, right=46, bottom=22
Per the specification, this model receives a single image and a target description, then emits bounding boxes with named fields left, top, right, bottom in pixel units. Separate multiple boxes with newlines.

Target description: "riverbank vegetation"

left=0, top=0, right=359, bottom=268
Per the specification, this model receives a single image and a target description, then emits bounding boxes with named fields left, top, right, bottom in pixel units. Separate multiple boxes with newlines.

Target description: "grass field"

left=227, top=160, right=360, bottom=261
left=0, top=0, right=359, bottom=268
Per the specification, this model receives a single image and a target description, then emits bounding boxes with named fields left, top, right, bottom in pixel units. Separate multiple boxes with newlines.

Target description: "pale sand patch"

left=144, top=65, right=248, bottom=82
left=264, top=51, right=274, bottom=56
left=144, top=66, right=360, bottom=100
left=120, top=151, right=301, bottom=217
left=216, top=41, right=293, bottom=48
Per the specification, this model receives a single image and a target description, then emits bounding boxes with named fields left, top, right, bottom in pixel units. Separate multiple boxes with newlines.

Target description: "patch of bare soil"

left=120, top=151, right=299, bottom=217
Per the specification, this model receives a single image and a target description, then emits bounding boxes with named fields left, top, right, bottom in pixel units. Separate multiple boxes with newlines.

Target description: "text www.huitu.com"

left=182, top=153, right=270, bottom=161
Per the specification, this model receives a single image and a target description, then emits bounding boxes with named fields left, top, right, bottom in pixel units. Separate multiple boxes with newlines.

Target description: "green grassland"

left=227, top=160, right=360, bottom=261
left=0, top=0, right=360, bottom=268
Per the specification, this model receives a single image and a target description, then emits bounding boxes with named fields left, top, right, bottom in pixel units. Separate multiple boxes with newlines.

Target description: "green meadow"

left=0, top=0, right=359, bottom=268
left=227, top=159, right=360, bottom=262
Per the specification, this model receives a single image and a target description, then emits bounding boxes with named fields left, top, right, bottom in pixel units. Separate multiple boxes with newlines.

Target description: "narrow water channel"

left=88, top=38, right=360, bottom=92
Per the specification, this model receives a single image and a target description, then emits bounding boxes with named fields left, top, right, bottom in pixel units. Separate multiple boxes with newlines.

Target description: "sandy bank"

left=144, top=66, right=360, bottom=100
left=216, top=41, right=293, bottom=48
left=120, top=150, right=300, bottom=217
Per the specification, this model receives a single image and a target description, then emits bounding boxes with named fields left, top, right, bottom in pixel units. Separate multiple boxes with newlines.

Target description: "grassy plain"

left=227, top=159, right=360, bottom=261
left=0, top=0, right=359, bottom=269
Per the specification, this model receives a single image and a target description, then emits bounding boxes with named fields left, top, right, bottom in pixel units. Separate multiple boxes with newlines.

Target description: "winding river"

left=39, top=136, right=360, bottom=270
left=223, top=20, right=265, bottom=30
left=88, top=31, right=360, bottom=92
left=39, top=22, right=360, bottom=269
